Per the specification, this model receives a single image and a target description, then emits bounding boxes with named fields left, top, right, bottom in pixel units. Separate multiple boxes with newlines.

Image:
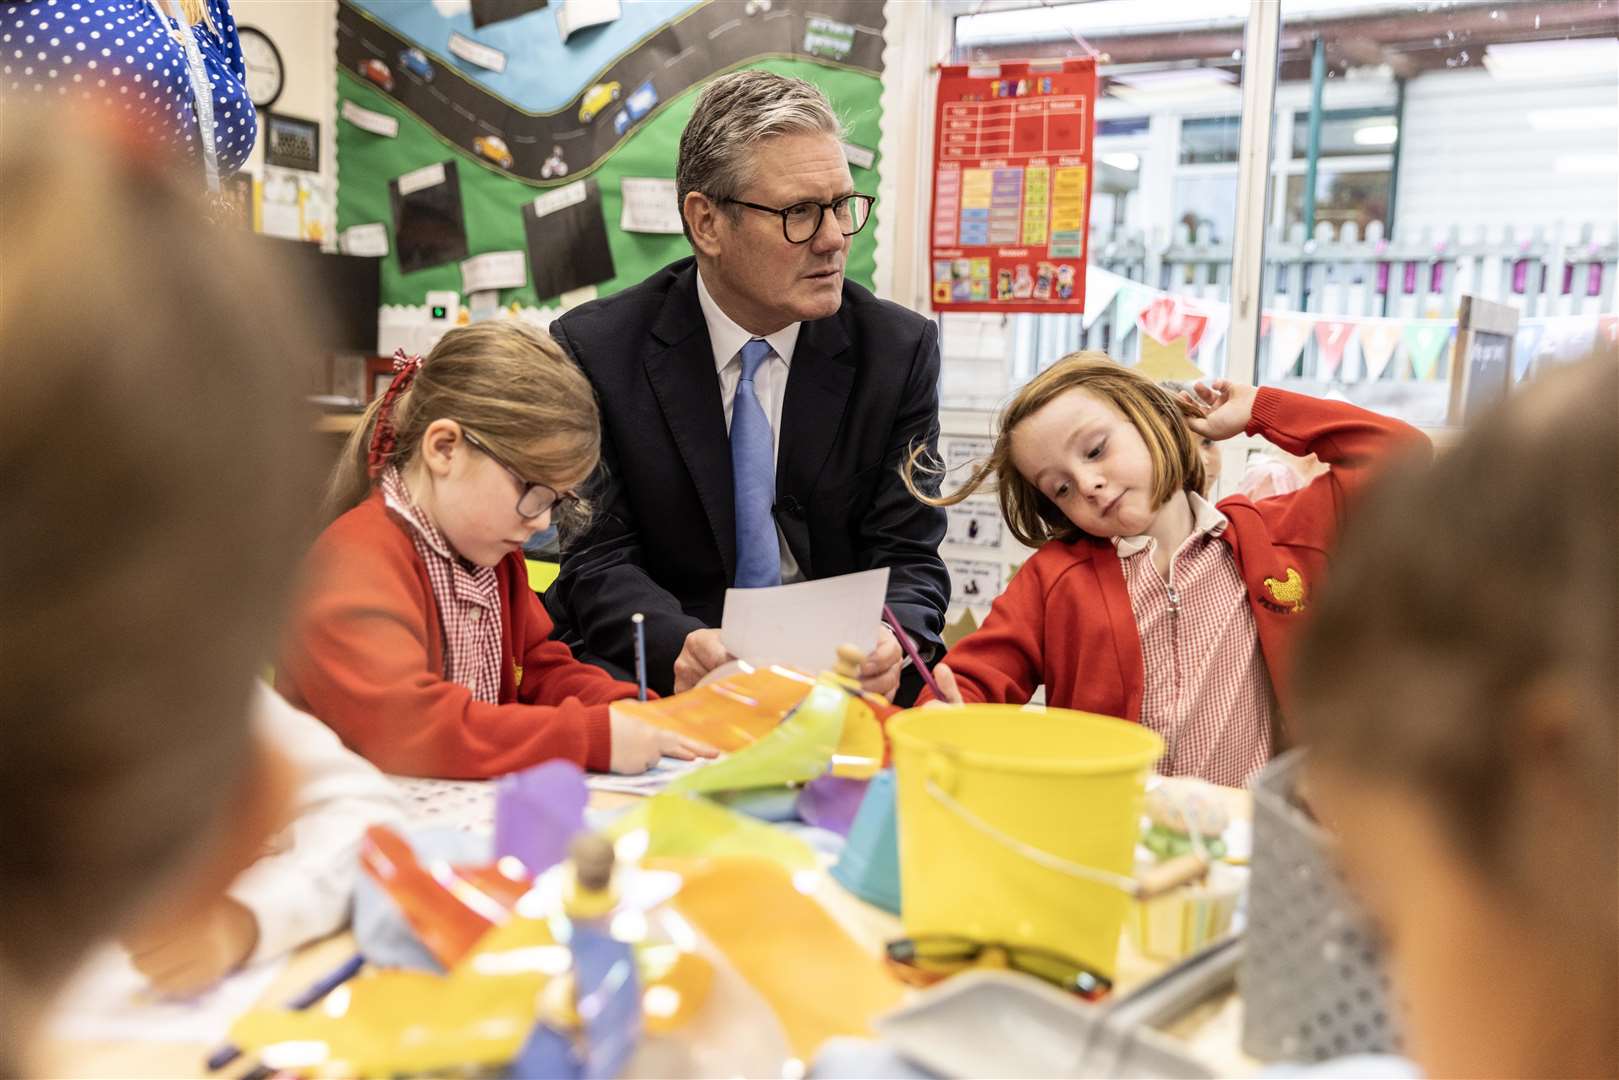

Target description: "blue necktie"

left=731, top=338, right=781, bottom=588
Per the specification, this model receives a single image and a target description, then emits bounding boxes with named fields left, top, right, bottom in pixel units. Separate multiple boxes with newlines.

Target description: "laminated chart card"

left=930, top=58, right=1097, bottom=315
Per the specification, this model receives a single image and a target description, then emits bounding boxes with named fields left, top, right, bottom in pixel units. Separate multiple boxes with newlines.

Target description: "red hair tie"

left=366, top=349, right=424, bottom=478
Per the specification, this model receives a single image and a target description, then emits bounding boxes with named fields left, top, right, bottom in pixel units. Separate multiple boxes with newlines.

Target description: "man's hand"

left=859, top=623, right=904, bottom=700
left=1177, top=379, right=1258, bottom=442
left=672, top=628, right=734, bottom=693
left=125, top=896, right=259, bottom=997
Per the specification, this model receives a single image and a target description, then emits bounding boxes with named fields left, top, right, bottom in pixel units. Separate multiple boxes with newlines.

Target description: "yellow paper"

left=610, top=792, right=818, bottom=871
left=667, top=857, right=904, bottom=1062
left=1136, top=334, right=1203, bottom=383
left=666, top=677, right=846, bottom=795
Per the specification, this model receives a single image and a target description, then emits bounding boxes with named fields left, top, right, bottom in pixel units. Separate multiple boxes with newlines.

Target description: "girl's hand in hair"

left=607, top=705, right=718, bottom=774
left=1178, top=379, right=1257, bottom=442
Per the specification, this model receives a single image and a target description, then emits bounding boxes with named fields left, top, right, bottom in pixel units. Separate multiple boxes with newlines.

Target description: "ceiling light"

left=1109, top=67, right=1239, bottom=107
left=1483, top=37, right=1619, bottom=81
left=1352, top=124, right=1399, bottom=146
left=1101, top=152, right=1141, bottom=170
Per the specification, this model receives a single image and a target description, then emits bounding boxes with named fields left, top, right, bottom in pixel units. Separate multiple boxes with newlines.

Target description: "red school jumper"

left=277, top=492, right=642, bottom=779
left=921, top=388, right=1430, bottom=732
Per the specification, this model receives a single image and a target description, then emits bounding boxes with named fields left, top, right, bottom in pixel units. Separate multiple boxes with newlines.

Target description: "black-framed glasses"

left=719, top=192, right=875, bottom=244
left=462, top=429, right=577, bottom=520
left=885, top=936, right=1112, bottom=1001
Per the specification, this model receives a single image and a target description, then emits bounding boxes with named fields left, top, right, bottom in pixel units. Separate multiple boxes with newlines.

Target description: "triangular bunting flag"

left=1359, top=320, right=1402, bottom=381
left=1191, top=303, right=1228, bottom=364
left=1138, top=296, right=1209, bottom=354
left=1403, top=322, right=1450, bottom=380
left=1113, top=285, right=1156, bottom=339
left=1313, top=319, right=1356, bottom=377
left=1081, top=270, right=1125, bottom=330
left=1136, top=335, right=1204, bottom=384
left=1267, top=314, right=1313, bottom=381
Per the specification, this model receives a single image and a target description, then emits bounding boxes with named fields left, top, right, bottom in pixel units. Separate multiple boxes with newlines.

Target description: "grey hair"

left=676, top=69, right=846, bottom=243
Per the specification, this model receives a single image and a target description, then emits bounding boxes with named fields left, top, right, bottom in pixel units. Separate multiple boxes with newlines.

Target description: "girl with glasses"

left=279, top=322, right=715, bottom=779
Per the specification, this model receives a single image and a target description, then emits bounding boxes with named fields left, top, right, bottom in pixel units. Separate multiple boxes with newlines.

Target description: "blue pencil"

left=205, top=952, right=365, bottom=1071
left=632, top=612, right=648, bottom=701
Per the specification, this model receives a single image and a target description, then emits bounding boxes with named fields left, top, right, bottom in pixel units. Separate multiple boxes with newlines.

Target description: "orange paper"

left=665, top=857, right=904, bottom=1062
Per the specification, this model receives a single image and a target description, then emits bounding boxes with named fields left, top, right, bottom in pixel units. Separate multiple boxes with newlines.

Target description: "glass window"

left=1264, top=1, right=1618, bottom=428
left=1179, top=115, right=1243, bottom=165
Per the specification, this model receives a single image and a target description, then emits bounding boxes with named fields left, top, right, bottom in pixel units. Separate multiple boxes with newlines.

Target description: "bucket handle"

left=923, top=779, right=1213, bottom=901
left=924, top=777, right=1142, bottom=897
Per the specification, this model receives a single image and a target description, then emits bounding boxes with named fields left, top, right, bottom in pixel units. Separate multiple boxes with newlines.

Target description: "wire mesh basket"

left=1239, top=748, right=1404, bottom=1062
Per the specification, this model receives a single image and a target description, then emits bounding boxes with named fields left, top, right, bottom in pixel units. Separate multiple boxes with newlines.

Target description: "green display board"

left=336, top=57, right=884, bottom=308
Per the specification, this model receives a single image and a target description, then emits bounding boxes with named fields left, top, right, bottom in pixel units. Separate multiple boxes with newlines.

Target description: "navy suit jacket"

left=546, top=258, right=949, bottom=698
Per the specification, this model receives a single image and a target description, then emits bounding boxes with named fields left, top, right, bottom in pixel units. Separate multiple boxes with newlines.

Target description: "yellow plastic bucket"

left=888, top=706, right=1164, bottom=980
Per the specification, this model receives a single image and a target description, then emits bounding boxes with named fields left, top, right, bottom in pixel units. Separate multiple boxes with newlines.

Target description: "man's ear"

left=684, top=191, right=724, bottom=258
left=418, top=419, right=464, bottom=479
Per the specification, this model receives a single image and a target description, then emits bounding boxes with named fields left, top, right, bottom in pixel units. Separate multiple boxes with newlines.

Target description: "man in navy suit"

left=547, top=69, right=948, bottom=701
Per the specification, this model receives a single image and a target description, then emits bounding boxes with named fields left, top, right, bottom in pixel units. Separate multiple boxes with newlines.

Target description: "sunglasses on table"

left=885, top=936, right=1112, bottom=1001
left=461, top=429, right=579, bottom=520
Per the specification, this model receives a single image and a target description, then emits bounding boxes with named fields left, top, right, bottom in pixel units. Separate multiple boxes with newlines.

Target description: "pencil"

left=632, top=612, right=648, bottom=701
left=882, top=603, right=946, bottom=701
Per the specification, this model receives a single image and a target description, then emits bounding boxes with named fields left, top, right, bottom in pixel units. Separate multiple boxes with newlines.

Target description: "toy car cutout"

left=612, top=79, right=658, bottom=135
left=540, top=144, right=569, bottom=179
left=474, top=134, right=514, bottom=170
left=579, top=80, right=621, bottom=124
left=398, top=48, right=434, bottom=82
left=358, top=58, right=394, bottom=93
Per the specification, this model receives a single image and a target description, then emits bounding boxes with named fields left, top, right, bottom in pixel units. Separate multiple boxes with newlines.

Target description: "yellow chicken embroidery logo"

left=1263, top=567, right=1307, bottom=613
left=513, top=662, right=524, bottom=691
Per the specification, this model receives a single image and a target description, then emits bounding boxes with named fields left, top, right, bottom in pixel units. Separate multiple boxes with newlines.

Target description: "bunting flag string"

left=1075, top=266, right=1607, bottom=387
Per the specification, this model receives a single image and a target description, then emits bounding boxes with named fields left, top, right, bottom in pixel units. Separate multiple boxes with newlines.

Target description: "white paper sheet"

left=397, top=162, right=446, bottom=197
left=619, top=177, right=683, bottom=235
left=392, top=776, right=496, bottom=833
left=720, top=568, right=888, bottom=674
left=448, top=30, right=507, bottom=72
left=532, top=180, right=588, bottom=219
left=555, top=0, right=620, bottom=42
left=585, top=755, right=708, bottom=797
left=459, top=250, right=527, bottom=293
left=341, top=99, right=398, bottom=138
left=47, top=945, right=285, bottom=1044
left=339, top=222, right=390, bottom=257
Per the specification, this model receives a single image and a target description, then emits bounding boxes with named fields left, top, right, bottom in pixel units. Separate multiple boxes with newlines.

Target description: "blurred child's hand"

left=860, top=624, right=903, bottom=700
left=608, top=706, right=718, bottom=774
left=672, top=628, right=734, bottom=693
left=924, top=662, right=966, bottom=707
left=125, top=896, right=258, bottom=997
left=1178, top=379, right=1257, bottom=442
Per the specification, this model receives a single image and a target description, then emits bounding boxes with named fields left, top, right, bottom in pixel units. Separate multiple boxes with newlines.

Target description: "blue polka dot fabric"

left=2, top=0, right=255, bottom=177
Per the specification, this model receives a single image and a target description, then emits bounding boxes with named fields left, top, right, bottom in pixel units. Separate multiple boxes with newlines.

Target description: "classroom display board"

left=928, top=58, right=1097, bottom=315
left=333, top=0, right=887, bottom=310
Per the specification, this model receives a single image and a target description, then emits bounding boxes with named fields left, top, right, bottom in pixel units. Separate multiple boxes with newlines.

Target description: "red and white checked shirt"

left=1113, top=493, right=1273, bottom=787
left=380, top=467, right=504, bottom=704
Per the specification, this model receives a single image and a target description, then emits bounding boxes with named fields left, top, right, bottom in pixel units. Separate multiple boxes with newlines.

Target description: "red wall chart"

left=929, top=58, right=1097, bottom=314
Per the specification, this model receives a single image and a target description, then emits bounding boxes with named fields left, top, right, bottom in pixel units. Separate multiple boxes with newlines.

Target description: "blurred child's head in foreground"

left=0, top=105, right=321, bottom=1062
left=1295, top=358, right=1617, bottom=1078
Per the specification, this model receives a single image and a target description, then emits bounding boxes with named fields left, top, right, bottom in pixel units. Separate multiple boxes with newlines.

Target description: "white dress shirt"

left=227, top=682, right=406, bottom=963
left=696, top=268, right=805, bottom=583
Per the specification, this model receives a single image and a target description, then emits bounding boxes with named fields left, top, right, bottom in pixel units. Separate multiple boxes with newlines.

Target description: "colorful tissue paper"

left=494, top=759, right=588, bottom=876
